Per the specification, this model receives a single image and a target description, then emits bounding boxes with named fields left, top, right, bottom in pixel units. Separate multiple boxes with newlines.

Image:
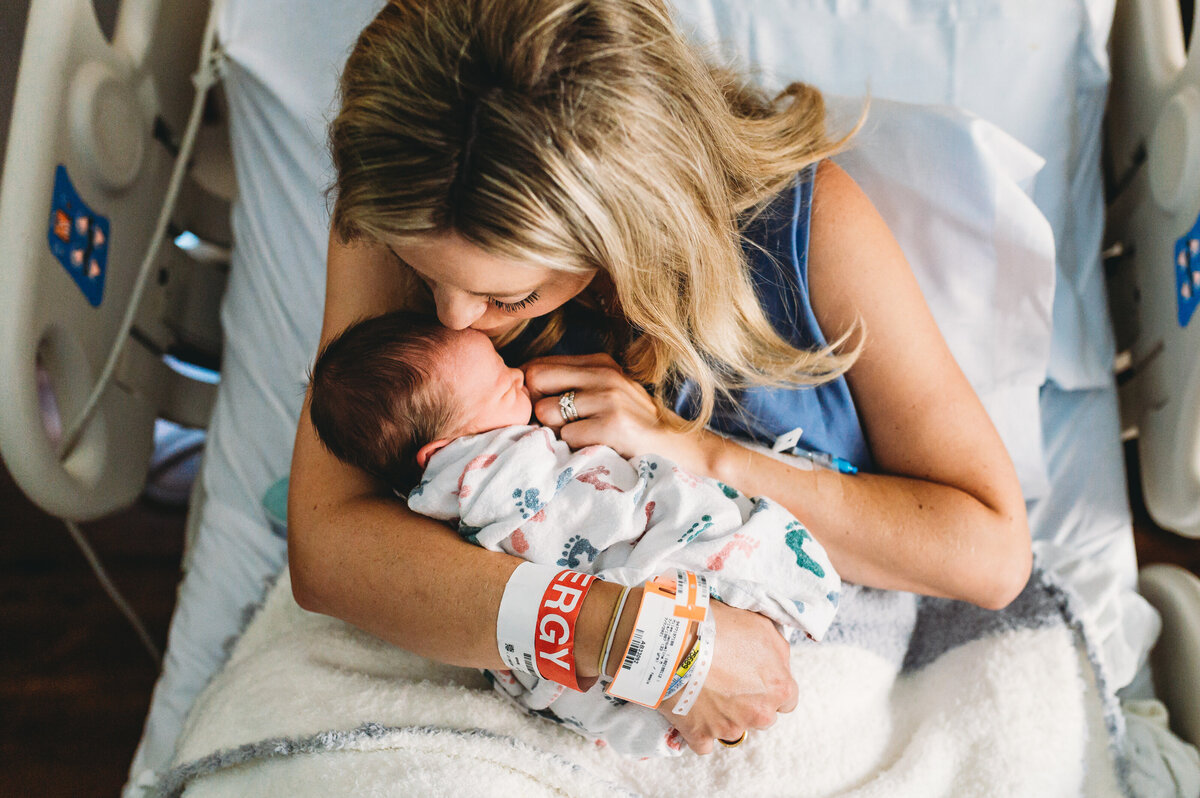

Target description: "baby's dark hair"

left=308, top=311, right=459, bottom=490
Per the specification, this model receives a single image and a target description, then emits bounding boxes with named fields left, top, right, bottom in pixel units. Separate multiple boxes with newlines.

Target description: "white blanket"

left=157, top=566, right=1128, bottom=797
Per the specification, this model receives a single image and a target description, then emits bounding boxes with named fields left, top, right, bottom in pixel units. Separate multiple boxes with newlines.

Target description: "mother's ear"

left=416, top=439, right=451, bottom=469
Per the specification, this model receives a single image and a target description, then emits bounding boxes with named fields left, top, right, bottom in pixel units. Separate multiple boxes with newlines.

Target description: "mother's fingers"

left=522, top=360, right=628, bottom=401
left=521, top=352, right=621, bottom=370
left=533, top=391, right=611, bottom=427
left=777, top=674, right=799, bottom=714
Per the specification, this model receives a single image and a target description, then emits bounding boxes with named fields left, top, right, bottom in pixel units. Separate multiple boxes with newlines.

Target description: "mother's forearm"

left=289, top=495, right=513, bottom=667
left=289, top=494, right=619, bottom=667
left=697, top=435, right=1032, bottom=610
left=288, top=494, right=625, bottom=672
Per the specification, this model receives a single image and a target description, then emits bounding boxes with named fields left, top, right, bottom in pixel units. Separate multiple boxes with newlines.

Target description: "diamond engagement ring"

left=718, top=732, right=748, bottom=748
left=559, top=390, right=579, bottom=422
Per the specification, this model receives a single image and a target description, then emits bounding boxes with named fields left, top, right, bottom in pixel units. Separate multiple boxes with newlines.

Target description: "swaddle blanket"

left=410, top=425, right=840, bottom=636
left=157, top=564, right=1130, bottom=796
left=408, top=424, right=840, bottom=756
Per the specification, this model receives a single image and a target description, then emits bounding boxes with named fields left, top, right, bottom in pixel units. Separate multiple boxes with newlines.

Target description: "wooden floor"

left=0, top=446, right=1197, bottom=797
left=0, top=466, right=186, bottom=797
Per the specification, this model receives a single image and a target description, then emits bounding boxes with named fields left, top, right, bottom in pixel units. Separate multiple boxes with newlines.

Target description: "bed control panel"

left=1177, top=214, right=1200, bottom=328
left=46, top=165, right=108, bottom=308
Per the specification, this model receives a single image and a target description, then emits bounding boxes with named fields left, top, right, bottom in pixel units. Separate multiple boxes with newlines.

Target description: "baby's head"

left=308, top=312, right=533, bottom=489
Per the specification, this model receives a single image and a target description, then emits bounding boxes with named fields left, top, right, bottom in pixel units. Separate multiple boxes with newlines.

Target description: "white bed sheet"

left=122, top=0, right=1157, bottom=793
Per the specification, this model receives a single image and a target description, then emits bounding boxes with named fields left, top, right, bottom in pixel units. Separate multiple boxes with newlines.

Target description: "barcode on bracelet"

left=523, top=652, right=535, bottom=674
left=623, top=629, right=646, bottom=670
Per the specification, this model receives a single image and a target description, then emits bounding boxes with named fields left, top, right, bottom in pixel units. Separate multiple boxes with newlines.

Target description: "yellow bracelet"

left=674, top=635, right=703, bottom=679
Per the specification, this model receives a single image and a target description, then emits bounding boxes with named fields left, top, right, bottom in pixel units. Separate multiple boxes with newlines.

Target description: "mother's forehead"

left=388, top=233, right=549, bottom=295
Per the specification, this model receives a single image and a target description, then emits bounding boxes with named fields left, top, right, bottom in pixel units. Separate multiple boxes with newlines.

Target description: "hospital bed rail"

left=1105, top=0, right=1200, bottom=745
left=1107, top=0, right=1200, bottom=539
left=0, top=0, right=229, bottom=521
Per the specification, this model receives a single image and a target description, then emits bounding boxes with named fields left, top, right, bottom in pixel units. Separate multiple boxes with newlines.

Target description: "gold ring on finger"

left=718, top=731, right=748, bottom=748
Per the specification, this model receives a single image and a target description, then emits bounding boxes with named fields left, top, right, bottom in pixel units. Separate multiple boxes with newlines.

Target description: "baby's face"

left=439, top=329, right=533, bottom=437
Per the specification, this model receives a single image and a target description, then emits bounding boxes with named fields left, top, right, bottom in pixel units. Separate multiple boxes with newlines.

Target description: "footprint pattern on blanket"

left=705, top=532, right=759, bottom=571
left=629, top=501, right=657, bottom=547
left=459, top=523, right=482, bottom=546
left=512, top=487, right=546, bottom=522
left=717, top=481, right=740, bottom=499
left=671, top=465, right=700, bottom=488
left=510, top=528, right=530, bottom=554
left=677, top=514, right=714, bottom=544
left=457, top=454, right=498, bottom=499
left=557, top=535, right=598, bottom=568
left=785, top=521, right=825, bottom=578
left=576, top=465, right=622, bottom=492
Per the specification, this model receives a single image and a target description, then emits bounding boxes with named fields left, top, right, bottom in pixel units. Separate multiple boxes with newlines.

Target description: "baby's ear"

left=416, top=439, right=452, bottom=469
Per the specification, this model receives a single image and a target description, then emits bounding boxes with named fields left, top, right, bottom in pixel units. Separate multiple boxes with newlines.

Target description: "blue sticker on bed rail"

left=1176, top=212, right=1200, bottom=328
left=47, top=165, right=109, bottom=307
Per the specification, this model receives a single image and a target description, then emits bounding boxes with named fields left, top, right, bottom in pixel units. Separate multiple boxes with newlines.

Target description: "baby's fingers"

left=671, top=721, right=714, bottom=756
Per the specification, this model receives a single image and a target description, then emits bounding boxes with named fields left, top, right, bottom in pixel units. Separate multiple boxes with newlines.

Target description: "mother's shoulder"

left=322, top=232, right=413, bottom=343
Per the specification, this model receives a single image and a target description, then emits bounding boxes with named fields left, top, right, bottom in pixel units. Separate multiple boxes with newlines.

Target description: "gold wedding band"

left=718, top=732, right=748, bottom=748
left=559, top=390, right=579, bottom=422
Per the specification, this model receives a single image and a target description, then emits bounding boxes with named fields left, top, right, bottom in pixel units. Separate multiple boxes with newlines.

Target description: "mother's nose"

left=433, top=287, right=488, bottom=330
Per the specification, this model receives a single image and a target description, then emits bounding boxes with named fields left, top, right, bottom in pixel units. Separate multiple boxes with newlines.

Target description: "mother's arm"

left=287, top=232, right=530, bottom=667
left=526, top=161, right=1031, bottom=609
left=739, top=160, right=1031, bottom=608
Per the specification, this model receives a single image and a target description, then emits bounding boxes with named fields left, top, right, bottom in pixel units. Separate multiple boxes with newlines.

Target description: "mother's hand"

left=522, top=353, right=703, bottom=465
left=659, top=600, right=798, bottom=755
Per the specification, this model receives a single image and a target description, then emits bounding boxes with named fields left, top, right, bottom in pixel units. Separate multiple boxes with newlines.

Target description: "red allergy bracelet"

left=533, top=570, right=597, bottom=691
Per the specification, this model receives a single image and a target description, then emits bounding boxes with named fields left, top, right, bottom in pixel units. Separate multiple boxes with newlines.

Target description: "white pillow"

left=829, top=97, right=1055, bottom=499
left=674, top=0, right=1115, bottom=391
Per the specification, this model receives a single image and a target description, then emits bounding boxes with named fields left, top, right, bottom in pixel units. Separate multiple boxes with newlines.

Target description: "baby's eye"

left=489, top=290, right=541, bottom=312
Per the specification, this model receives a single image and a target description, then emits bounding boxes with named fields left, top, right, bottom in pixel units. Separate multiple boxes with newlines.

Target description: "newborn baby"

left=308, top=311, right=841, bottom=756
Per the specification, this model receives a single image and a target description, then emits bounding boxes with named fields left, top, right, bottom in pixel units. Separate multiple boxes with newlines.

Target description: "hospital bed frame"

left=1, top=0, right=1198, bottom=747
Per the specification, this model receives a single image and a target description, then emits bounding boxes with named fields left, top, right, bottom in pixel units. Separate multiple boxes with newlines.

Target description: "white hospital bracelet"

left=607, top=570, right=707, bottom=708
left=606, top=586, right=684, bottom=706
left=496, top=562, right=560, bottom=677
left=671, top=616, right=716, bottom=716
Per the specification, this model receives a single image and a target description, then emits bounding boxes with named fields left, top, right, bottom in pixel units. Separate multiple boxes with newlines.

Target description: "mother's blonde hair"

left=330, top=0, right=861, bottom=429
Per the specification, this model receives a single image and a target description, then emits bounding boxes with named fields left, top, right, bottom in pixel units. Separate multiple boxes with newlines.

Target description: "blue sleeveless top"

left=523, top=167, right=873, bottom=472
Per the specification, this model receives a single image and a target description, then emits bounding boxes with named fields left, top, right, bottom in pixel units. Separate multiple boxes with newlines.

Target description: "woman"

left=288, top=0, right=1031, bottom=755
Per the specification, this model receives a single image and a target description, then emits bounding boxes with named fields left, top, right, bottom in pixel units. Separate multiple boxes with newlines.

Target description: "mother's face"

left=389, top=232, right=596, bottom=339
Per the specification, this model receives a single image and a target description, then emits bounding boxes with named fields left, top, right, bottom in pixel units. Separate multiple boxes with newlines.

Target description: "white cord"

left=58, top=0, right=228, bottom=461
left=63, top=519, right=162, bottom=666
